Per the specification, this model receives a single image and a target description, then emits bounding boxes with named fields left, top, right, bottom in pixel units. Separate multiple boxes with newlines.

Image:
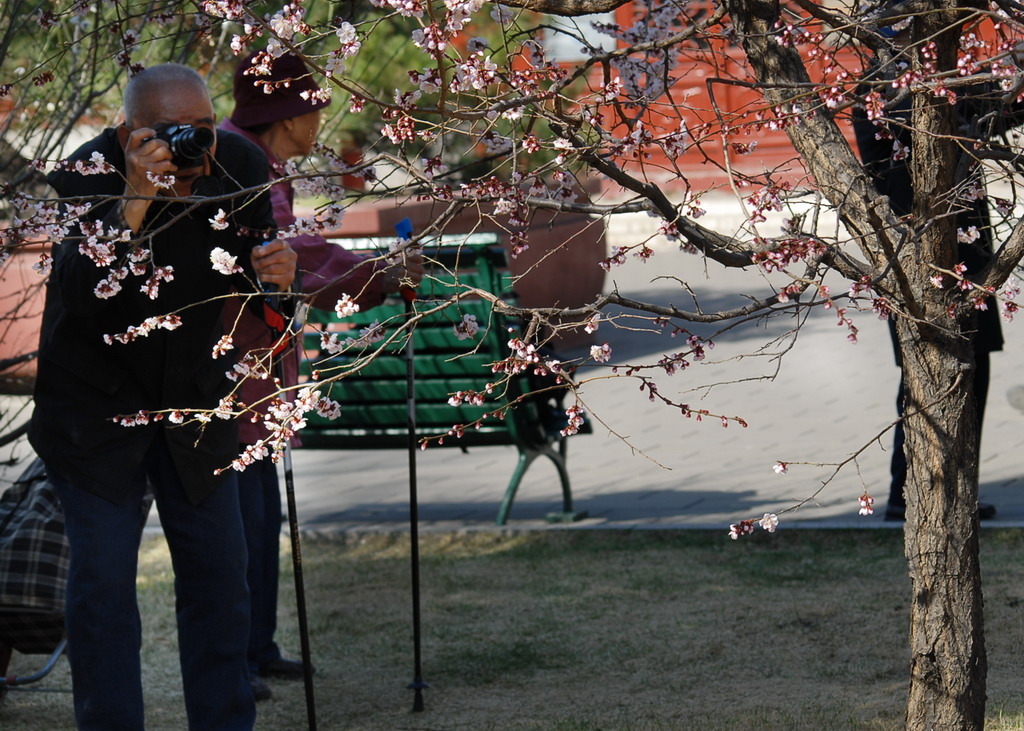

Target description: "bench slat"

left=305, top=353, right=496, bottom=379
left=315, top=378, right=487, bottom=403
left=308, top=402, right=490, bottom=428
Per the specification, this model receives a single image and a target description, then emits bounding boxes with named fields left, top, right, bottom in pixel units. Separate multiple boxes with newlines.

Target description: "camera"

left=151, top=124, right=214, bottom=168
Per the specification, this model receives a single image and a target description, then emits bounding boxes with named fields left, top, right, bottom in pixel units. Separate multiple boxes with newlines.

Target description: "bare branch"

left=494, top=0, right=632, bottom=16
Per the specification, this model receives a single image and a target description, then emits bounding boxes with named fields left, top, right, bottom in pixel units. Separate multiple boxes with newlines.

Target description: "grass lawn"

left=4, top=529, right=1024, bottom=730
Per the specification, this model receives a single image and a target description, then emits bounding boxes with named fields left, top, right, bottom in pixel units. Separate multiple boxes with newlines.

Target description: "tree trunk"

left=897, top=318, right=986, bottom=730
left=900, top=14, right=986, bottom=724
left=724, top=1, right=988, bottom=725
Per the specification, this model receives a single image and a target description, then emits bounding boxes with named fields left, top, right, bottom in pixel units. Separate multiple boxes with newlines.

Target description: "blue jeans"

left=236, top=455, right=284, bottom=674
left=51, top=435, right=255, bottom=731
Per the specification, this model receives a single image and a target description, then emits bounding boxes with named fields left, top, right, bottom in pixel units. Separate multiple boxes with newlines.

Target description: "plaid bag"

left=0, top=458, right=68, bottom=614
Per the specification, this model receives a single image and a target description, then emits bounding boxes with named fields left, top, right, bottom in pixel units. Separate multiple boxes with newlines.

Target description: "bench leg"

left=541, top=439, right=588, bottom=524
left=495, top=441, right=588, bottom=526
left=496, top=449, right=537, bottom=525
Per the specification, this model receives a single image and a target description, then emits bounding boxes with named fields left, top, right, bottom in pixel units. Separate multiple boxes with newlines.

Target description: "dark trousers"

left=236, top=455, right=284, bottom=674
left=50, top=435, right=255, bottom=731
left=889, top=351, right=990, bottom=509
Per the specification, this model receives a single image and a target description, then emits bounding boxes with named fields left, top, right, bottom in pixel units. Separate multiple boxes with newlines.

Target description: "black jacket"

left=29, top=128, right=275, bottom=504
left=852, top=77, right=1024, bottom=356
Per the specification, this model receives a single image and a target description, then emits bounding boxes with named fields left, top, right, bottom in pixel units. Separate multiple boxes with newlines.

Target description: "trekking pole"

left=262, top=272, right=317, bottom=730
left=278, top=399, right=317, bottom=730
left=395, top=218, right=428, bottom=712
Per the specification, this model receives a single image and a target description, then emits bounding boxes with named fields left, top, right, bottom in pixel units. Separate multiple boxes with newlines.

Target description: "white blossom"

left=210, top=247, right=242, bottom=275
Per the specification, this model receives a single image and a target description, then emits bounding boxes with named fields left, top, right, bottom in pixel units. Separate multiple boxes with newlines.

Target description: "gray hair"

left=123, top=64, right=208, bottom=126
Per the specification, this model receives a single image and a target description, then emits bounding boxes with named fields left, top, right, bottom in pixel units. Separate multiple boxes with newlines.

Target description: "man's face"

left=130, top=82, right=217, bottom=197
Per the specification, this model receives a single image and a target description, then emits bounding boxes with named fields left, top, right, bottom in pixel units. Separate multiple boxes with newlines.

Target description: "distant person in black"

left=852, top=27, right=1024, bottom=521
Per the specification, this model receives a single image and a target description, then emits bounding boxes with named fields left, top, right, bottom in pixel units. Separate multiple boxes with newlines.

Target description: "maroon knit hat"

left=229, top=52, right=330, bottom=129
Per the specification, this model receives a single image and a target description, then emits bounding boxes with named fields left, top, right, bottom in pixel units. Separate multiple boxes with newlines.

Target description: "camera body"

left=151, top=124, right=214, bottom=168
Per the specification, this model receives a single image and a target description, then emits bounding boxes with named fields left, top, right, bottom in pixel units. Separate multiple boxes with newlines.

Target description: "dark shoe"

left=883, top=503, right=996, bottom=522
left=259, top=656, right=310, bottom=679
left=250, top=675, right=272, bottom=702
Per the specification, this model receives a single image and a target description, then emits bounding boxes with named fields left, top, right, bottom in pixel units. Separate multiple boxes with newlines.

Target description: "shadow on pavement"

left=298, top=487, right=765, bottom=527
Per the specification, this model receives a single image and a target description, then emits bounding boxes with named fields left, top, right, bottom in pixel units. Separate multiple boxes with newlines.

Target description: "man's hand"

left=381, top=249, right=425, bottom=293
left=251, top=239, right=298, bottom=291
left=120, top=126, right=176, bottom=231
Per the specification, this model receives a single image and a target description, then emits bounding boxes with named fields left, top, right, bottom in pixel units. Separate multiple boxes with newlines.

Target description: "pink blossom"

left=32, top=252, right=52, bottom=276
left=210, top=247, right=242, bottom=275
left=335, top=21, right=361, bottom=59
left=315, top=397, right=342, bottom=420
left=200, top=0, right=247, bottom=20
left=140, top=266, right=174, bottom=300
left=103, top=314, right=182, bottom=345
left=448, top=389, right=488, bottom=407
left=773, top=461, right=788, bottom=474
left=728, top=520, right=755, bottom=540
left=320, top=331, right=347, bottom=355
left=590, top=343, right=612, bottom=363
left=115, top=411, right=153, bottom=427
left=146, top=171, right=175, bottom=190
left=864, top=91, right=885, bottom=121
left=758, top=513, right=778, bottom=532
left=340, top=320, right=385, bottom=350
left=421, top=156, right=448, bottom=181
left=228, top=352, right=269, bottom=382
left=957, top=226, right=980, bottom=243
left=452, top=53, right=497, bottom=91
left=859, top=493, right=875, bottom=516
left=453, top=313, right=480, bottom=341
left=334, top=294, right=360, bottom=318
left=209, top=209, right=229, bottom=230
left=494, top=335, right=540, bottom=375
left=599, top=246, right=627, bottom=271
left=212, top=335, right=234, bottom=359
left=129, top=247, right=152, bottom=276
left=411, top=24, right=446, bottom=56
left=490, top=3, right=515, bottom=25
left=70, top=151, right=114, bottom=175
left=369, top=0, right=424, bottom=18
left=214, top=396, right=236, bottom=420
left=560, top=404, right=585, bottom=436
left=94, top=267, right=128, bottom=299
left=300, top=88, right=332, bottom=104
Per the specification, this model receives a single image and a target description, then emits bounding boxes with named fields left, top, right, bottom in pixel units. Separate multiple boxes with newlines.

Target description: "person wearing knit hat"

left=229, top=51, right=331, bottom=137
left=221, top=51, right=423, bottom=702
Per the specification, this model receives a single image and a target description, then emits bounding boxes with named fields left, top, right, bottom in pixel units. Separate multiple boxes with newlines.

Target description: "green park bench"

left=297, top=233, right=590, bottom=525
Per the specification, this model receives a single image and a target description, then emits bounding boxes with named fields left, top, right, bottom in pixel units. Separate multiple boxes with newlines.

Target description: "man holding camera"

left=29, top=63, right=295, bottom=730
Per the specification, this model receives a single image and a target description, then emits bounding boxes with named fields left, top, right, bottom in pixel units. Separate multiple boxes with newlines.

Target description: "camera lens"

left=169, top=126, right=214, bottom=166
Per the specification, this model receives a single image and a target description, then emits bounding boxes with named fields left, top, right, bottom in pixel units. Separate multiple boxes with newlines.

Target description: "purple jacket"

left=219, top=119, right=388, bottom=445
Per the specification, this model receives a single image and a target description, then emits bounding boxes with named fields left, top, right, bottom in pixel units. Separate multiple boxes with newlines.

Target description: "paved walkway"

left=6, top=212, right=1024, bottom=534
left=284, top=238, right=1024, bottom=534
